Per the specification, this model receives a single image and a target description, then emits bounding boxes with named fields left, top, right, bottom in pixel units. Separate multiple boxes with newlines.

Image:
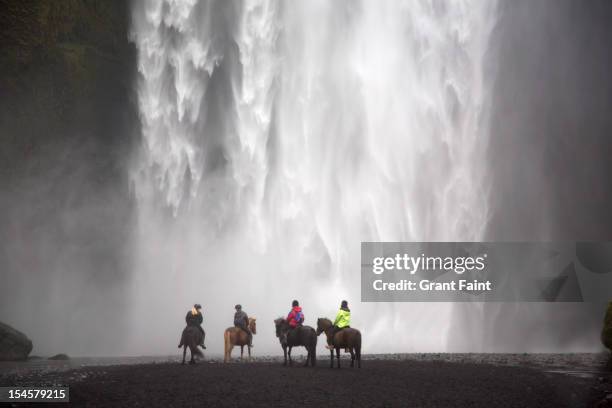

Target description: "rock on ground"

left=48, top=354, right=70, bottom=361
left=0, top=321, right=33, bottom=361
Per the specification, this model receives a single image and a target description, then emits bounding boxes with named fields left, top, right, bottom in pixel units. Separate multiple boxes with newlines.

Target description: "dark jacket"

left=234, top=310, right=248, bottom=327
left=186, top=310, right=203, bottom=327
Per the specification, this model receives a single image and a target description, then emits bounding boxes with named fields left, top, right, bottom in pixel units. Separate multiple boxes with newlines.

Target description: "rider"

left=185, top=304, right=206, bottom=349
left=234, top=304, right=253, bottom=348
left=326, top=300, right=351, bottom=349
left=287, top=300, right=304, bottom=331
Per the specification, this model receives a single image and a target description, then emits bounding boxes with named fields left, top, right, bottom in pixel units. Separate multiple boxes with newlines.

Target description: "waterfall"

left=129, top=0, right=497, bottom=354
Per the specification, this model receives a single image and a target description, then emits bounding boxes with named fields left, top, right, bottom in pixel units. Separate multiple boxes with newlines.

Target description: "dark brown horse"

left=274, top=318, right=317, bottom=367
left=316, top=317, right=361, bottom=368
left=223, top=317, right=257, bottom=363
left=178, top=326, right=204, bottom=364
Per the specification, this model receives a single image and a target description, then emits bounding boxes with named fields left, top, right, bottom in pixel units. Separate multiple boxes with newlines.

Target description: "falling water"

left=128, top=0, right=497, bottom=355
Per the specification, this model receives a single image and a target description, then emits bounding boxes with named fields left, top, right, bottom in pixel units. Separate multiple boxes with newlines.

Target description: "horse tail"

left=309, top=327, right=317, bottom=366
left=178, top=328, right=185, bottom=348
left=311, top=341, right=317, bottom=366
left=182, top=327, right=202, bottom=359
left=224, top=329, right=231, bottom=362
left=355, top=330, right=362, bottom=362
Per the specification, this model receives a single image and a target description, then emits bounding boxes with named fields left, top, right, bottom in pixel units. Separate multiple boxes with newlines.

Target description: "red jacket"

left=287, top=306, right=303, bottom=328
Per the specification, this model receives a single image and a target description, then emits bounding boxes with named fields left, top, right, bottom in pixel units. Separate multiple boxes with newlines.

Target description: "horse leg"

left=288, top=346, right=293, bottom=366
left=311, top=345, right=316, bottom=367
left=335, top=347, right=341, bottom=368
left=329, top=349, right=334, bottom=368
left=356, top=345, right=361, bottom=368
left=283, top=345, right=287, bottom=366
left=303, top=347, right=310, bottom=367
left=182, top=345, right=187, bottom=365
left=240, top=345, right=244, bottom=360
left=248, top=345, right=251, bottom=361
left=189, top=345, right=196, bottom=364
left=350, top=348, right=355, bottom=368
left=227, top=344, right=234, bottom=363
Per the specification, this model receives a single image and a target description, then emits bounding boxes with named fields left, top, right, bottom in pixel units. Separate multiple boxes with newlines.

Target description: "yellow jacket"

left=333, top=308, right=351, bottom=328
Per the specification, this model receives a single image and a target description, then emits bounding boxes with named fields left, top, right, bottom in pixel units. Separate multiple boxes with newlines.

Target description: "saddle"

left=328, top=326, right=350, bottom=349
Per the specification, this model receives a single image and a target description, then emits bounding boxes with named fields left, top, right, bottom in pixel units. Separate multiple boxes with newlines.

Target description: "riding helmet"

left=235, top=304, right=242, bottom=310
left=194, top=303, right=202, bottom=310
left=341, top=300, right=348, bottom=308
left=292, top=300, right=299, bottom=307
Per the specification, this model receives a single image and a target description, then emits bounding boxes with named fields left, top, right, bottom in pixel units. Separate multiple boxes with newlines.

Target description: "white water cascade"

left=128, top=0, right=497, bottom=355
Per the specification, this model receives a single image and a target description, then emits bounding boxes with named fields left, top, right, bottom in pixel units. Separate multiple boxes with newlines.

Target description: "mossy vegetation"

left=602, top=302, right=612, bottom=351
left=0, top=0, right=137, bottom=179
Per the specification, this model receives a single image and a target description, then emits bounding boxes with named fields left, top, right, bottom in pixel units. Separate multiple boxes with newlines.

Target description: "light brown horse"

left=316, top=317, right=361, bottom=368
left=223, top=317, right=257, bottom=363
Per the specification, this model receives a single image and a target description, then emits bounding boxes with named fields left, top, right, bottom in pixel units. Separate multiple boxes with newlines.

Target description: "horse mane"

left=318, top=317, right=332, bottom=325
left=248, top=316, right=257, bottom=333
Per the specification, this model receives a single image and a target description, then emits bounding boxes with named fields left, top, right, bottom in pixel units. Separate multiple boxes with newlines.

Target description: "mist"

left=1, top=0, right=611, bottom=357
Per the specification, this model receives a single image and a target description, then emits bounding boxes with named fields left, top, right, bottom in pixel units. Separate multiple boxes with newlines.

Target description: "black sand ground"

left=2, top=354, right=609, bottom=408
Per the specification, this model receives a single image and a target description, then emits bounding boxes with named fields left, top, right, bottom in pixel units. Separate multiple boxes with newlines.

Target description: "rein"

left=322, top=321, right=336, bottom=343
left=324, top=326, right=334, bottom=339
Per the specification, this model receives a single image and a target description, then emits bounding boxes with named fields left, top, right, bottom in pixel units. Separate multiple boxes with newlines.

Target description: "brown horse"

left=316, top=317, right=361, bottom=368
left=178, top=326, right=204, bottom=365
left=223, top=317, right=257, bottom=363
left=274, top=318, right=317, bottom=367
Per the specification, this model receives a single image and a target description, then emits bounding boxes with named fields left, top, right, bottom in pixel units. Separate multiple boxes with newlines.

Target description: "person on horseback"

left=326, top=300, right=351, bottom=349
left=185, top=304, right=206, bottom=349
left=234, top=304, right=253, bottom=348
left=287, top=300, right=304, bottom=330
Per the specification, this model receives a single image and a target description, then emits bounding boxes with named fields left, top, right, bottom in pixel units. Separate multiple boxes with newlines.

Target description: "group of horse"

left=179, top=316, right=362, bottom=368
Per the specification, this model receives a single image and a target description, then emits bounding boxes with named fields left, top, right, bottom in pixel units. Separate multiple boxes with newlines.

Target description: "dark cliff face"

left=0, top=1, right=138, bottom=354
left=485, top=0, right=612, bottom=241
left=448, top=0, right=612, bottom=353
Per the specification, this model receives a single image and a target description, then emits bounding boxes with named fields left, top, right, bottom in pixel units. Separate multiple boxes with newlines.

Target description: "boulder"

left=0, top=321, right=33, bottom=361
left=48, top=353, right=70, bottom=360
left=603, top=302, right=612, bottom=351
